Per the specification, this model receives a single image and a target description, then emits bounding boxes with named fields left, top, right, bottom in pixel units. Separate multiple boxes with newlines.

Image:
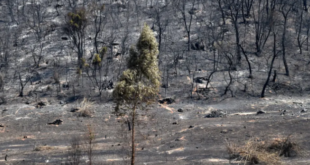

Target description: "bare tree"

left=64, top=8, right=88, bottom=69
left=295, top=1, right=306, bottom=54
left=279, top=0, right=296, bottom=76
left=216, top=0, right=226, bottom=25
left=66, top=137, right=82, bottom=165
left=27, top=0, right=47, bottom=42
left=252, top=0, right=273, bottom=56
left=31, top=43, right=44, bottom=68
left=226, top=0, right=242, bottom=67
left=5, top=0, right=17, bottom=24
left=261, top=32, right=279, bottom=97
left=0, top=28, right=10, bottom=69
left=90, top=1, right=106, bottom=54
left=149, top=1, right=170, bottom=53
left=173, top=0, right=196, bottom=51
left=16, top=69, right=31, bottom=97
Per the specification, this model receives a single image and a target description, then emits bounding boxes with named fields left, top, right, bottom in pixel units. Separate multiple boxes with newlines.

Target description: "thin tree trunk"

left=261, top=33, right=277, bottom=98
left=303, top=0, right=308, bottom=12
left=234, top=21, right=241, bottom=65
left=239, top=44, right=252, bottom=78
left=89, top=139, right=92, bottom=165
left=131, top=104, right=136, bottom=165
left=158, top=27, right=162, bottom=52
left=187, top=31, right=191, bottom=51
left=241, top=0, right=246, bottom=23
left=307, top=27, right=310, bottom=51
left=297, top=11, right=303, bottom=54
left=282, top=19, right=289, bottom=76
left=217, top=0, right=226, bottom=25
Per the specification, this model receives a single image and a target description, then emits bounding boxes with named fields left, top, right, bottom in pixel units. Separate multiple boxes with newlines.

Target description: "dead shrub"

left=226, top=135, right=301, bottom=165
left=267, top=135, right=300, bottom=157
left=66, top=137, right=82, bottom=165
left=34, top=145, right=54, bottom=151
left=77, top=98, right=94, bottom=117
left=36, top=101, right=46, bottom=108
left=226, top=138, right=280, bottom=165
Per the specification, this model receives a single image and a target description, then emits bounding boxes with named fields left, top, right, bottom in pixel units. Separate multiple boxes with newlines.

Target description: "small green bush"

left=92, top=54, right=101, bottom=66
left=99, top=46, right=107, bottom=59
left=67, top=9, right=87, bottom=31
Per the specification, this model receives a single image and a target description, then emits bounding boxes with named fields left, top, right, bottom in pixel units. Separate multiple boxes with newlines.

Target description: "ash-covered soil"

left=1, top=94, right=310, bottom=165
left=1, top=0, right=310, bottom=164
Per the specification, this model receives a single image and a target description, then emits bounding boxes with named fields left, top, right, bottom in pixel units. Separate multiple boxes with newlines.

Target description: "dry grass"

left=226, top=135, right=300, bottom=165
left=34, top=145, right=55, bottom=151
left=77, top=98, right=94, bottom=117
left=267, top=136, right=300, bottom=157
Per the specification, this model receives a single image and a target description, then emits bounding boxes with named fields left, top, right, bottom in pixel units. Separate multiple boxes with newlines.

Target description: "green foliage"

left=67, top=9, right=87, bottom=31
left=100, top=4, right=105, bottom=11
left=92, top=53, right=102, bottom=66
left=113, top=24, right=161, bottom=108
left=76, top=68, right=82, bottom=75
left=99, top=46, right=107, bottom=59
left=81, top=58, right=89, bottom=67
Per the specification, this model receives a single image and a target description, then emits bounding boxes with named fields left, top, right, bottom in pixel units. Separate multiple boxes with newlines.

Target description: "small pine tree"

left=67, top=9, right=87, bottom=32
left=99, top=46, right=107, bottom=60
left=113, top=24, right=161, bottom=165
left=66, top=8, right=87, bottom=69
left=92, top=54, right=101, bottom=66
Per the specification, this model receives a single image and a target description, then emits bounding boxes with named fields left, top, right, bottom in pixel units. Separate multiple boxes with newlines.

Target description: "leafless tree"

left=294, top=1, right=306, bottom=54
left=27, top=0, right=47, bottom=42
left=4, top=0, right=17, bottom=24
left=173, top=0, right=196, bottom=51
left=252, top=0, right=273, bottom=56
left=226, top=0, right=242, bottom=68
left=279, top=0, right=297, bottom=76
left=90, top=1, right=106, bottom=54
left=261, top=32, right=280, bottom=97
left=66, top=137, right=82, bottom=165
left=16, top=69, right=31, bottom=97
left=64, top=8, right=88, bottom=69
left=31, top=43, right=44, bottom=68
left=216, top=0, right=226, bottom=25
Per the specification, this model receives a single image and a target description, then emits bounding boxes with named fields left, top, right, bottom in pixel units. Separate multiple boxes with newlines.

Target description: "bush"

left=99, top=46, right=107, bottom=59
left=226, top=138, right=280, bottom=165
left=267, top=135, right=300, bottom=157
left=226, top=135, right=300, bottom=165
left=67, top=9, right=87, bottom=32
left=34, top=145, right=55, bottom=151
left=76, top=98, right=93, bottom=117
left=226, top=135, right=301, bottom=165
left=92, top=53, right=101, bottom=66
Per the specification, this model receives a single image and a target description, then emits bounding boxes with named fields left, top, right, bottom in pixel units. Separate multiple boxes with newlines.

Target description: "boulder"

left=256, top=110, right=266, bottom=115
left=48, top=119, right=62, bottom=125
left=36, top=101, right=46, bottom=108
left=61, top=37, right=68, bottom=40
left=205, top=110, right=226, bottom=118
left=70, top=108, right=79, bottom=112
left=159, top=98, right=175, bottom=104
left=191, top=41, right=206, bottom=51
left=194, top=77, right=208, bottom=84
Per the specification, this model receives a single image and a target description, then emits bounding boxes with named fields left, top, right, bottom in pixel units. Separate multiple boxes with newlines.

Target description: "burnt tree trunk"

left=131, top=104, right=137, bottom=165
left=239, top=44, right=252, bottom=78
left=261, top=33, right=277, bottom=98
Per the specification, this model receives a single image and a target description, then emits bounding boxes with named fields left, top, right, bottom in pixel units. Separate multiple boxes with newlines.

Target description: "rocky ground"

left=0, top=93, right=310, bottom=165
left=1, top=0, right=310, bottom=164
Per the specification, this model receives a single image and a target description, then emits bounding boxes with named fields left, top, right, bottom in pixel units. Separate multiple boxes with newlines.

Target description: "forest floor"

left=0, top=92, right=310, bottom=165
